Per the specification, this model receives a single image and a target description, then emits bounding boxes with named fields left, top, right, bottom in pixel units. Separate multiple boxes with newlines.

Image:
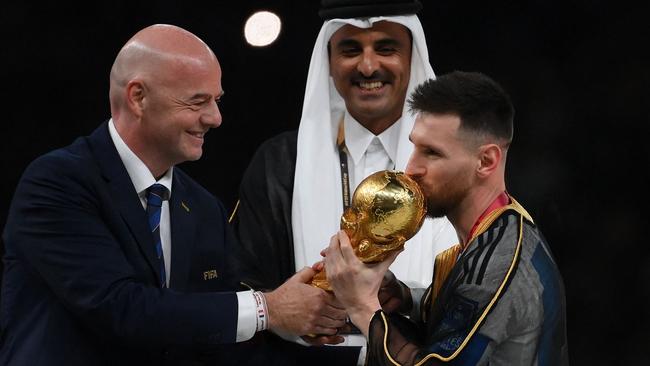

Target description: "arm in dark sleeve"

left=230, top=131, right=298, bottom=290
left=366, top=310, right=497, bottom=366
left=367, top=212, right=539, bottom=365
left=220, top=216, right=248, bottom=289
left=4, top=152, right=239, bottom=348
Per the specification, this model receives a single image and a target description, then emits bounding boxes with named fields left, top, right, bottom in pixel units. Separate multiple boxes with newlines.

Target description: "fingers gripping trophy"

left=311, top=170, right=427, bottom=291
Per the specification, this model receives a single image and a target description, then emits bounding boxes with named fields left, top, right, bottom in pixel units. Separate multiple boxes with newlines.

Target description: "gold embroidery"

left=430, top=244, right=462, bottom=305
left=228, top=200, right=240, bottom=223
left=380, top=311, right=402, bottom=366
left=203, top=270, right=218, bottom=280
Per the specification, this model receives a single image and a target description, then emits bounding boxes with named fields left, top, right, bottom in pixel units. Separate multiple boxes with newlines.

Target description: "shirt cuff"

left=236, top=290, right=256, bottom=342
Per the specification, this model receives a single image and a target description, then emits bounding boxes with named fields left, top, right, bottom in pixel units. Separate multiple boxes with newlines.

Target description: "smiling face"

left=139, top=55, right=223, bottom=169
left=405, top=112, right=477, bottom=218
left=110, top=25, right=225, bottom=177
left=329, top=21, right=412, bottom=133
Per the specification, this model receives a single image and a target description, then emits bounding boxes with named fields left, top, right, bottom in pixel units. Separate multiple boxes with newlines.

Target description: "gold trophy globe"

left=311, top=170, right=427, bottom=291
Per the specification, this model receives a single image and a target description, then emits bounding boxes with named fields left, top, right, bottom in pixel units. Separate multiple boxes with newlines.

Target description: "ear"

left=125, top=80, right=146, bottom=118
left=476, top=144, right=502, bottom=178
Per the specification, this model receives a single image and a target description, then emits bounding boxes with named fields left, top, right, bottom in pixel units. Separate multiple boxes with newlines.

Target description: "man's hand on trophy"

left=324, top=230, right=401, bottom=336
left=379, top=270, right=413, bottom=315
left=311, top=258, right=362, bottom=335
left=264, top=267, right=347, bottom=341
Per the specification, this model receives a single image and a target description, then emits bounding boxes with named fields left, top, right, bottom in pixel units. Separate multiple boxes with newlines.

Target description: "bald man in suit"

left=0, top=24, right=346, bottom=366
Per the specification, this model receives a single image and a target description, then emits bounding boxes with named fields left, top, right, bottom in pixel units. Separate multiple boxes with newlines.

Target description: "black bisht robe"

left=232, top=131, right=298, bottom=290
left=231, top=130, right=362, bottom=365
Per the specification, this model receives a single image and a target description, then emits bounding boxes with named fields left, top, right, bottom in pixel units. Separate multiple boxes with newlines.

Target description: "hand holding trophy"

left=310, top=170, right=427, bottom=291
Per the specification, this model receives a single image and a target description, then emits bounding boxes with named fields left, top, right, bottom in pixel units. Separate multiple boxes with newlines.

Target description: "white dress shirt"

left=332, top=113, right=401, bottom=363
left=108, top=119, right=257, bottom=342
left=343, top=111, right=400, bottom=191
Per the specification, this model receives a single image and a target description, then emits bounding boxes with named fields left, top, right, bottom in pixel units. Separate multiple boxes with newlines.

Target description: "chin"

left=182, top=150, right=203, bottom=162
left=357, top=102, right=390, bottom=114
left=425, top=200, right=449, bottom=219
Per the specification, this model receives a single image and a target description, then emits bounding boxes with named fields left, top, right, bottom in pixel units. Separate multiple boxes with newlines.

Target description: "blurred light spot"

left=244, top=11, right=281, bottom=47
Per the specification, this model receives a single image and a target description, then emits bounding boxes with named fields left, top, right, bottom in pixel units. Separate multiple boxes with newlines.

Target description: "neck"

left=114, top=118, right=170, bottom=179
left=448, top=183, right=506, bottom=246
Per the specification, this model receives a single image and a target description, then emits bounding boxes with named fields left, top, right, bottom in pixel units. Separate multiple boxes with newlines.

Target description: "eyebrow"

left=189, top=91, right=224, bottom=101
left=334, top=39, right=360, bottom=49
left=334, top=37, right=403, bottom=50
left=375, top=38, right=402, bottom=48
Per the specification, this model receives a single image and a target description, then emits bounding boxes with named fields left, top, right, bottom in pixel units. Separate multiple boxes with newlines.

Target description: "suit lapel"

left=169, top=174, right=197, bottom=290
left=86, top=122, right=163, bottom=286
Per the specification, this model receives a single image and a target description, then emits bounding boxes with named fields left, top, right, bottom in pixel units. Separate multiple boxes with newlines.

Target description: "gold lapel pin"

left=181, top=201, right=190, bottom=212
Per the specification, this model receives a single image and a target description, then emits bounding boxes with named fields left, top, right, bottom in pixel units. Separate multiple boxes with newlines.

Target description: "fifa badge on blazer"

left=203, top=270, right=218, bottom=280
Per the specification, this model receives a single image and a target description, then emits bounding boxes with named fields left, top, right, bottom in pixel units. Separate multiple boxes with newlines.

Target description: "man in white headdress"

left=232, top=0, right=458, bottom=364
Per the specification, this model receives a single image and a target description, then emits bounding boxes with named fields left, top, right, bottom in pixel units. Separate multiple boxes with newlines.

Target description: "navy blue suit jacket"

left=0, top=122, right=250, bottom=365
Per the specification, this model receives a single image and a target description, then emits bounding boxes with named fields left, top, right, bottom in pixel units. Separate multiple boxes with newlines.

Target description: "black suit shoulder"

left=10, top=136, right=103, bottom=218
left=25, top=136, right=96, bottom=177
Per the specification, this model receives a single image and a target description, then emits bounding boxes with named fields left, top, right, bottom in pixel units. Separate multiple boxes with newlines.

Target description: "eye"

left=334, top=41, right=362, bottom=56
left=424, top=148, right=441, bottom=158
left=340, top=47, right=361, bottom=56
left=376, top=46, right=396, bottom=55
left=194, top=98, right=214, bottom=108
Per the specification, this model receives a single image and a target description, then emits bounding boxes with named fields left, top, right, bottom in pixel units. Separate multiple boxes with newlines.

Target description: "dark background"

left=1, top=1, right=648, bottom=364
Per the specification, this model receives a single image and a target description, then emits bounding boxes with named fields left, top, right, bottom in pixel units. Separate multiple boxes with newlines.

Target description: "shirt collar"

left=108, top=119, right=173, bottom=196
left=343, top=111, right=401, bottom=166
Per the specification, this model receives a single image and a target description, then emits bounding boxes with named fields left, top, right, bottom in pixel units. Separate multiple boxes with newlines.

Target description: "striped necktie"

left=146, top=183, right=168, bottom=288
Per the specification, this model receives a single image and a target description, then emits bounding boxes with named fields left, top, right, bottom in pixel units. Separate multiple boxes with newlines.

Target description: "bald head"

left=109, top=24, right=220, bottom=117
left=107, top=24, right=224, bottom=177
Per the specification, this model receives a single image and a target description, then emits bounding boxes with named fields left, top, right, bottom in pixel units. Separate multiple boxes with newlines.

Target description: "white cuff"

left=236, top=290, right=257, bottom=342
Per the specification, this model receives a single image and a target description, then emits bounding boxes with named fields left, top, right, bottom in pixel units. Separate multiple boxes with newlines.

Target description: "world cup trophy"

left=310, top=170, right=427, bottom=291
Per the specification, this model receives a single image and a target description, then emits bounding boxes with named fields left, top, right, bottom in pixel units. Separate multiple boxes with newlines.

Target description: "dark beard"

left=426, top=201, right=448, bottom=219
left=423, top=175, right=471, bottom=219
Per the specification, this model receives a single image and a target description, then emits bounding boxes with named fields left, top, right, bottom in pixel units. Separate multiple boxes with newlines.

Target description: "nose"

left=405, top=154, right=425, bottom=179
left=357, top=48, right=380, bottom=77
left=201, top=100, right=222, bottom=128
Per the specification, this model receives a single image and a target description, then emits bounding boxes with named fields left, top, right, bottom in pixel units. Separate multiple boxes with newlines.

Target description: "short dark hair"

left=408, top=71, right=514, bottom=145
